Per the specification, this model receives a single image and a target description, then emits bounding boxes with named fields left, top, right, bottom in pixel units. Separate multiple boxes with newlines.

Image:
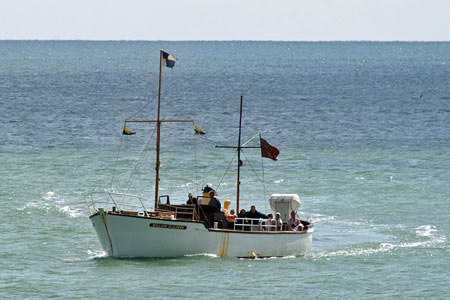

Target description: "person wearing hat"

left=275, top=212, right=283, bottom=231
left=208, top=190, right=221, bottom=210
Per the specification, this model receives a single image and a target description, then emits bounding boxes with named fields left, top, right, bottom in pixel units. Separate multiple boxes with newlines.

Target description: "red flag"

left=260, top=138, right=279, bottom=161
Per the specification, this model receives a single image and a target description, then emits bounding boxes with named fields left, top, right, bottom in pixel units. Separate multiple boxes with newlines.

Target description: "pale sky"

left=1, top=0, right=449, bottom=41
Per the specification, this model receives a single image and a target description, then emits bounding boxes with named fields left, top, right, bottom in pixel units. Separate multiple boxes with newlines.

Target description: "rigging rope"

left=122, top=125, right=157, bottom=194
left=261, top=152, right=268, bottom=212
left=215, top=150, right=238, bottom=195
left=241, top=150, right=266, bottom=189
left=241, top=149, right=269, bottom=212
left=194, top=131, right=199, bottom=197
left=110, top=133, right=125, bottom=190
left=111, top=88, right=155, bottom=190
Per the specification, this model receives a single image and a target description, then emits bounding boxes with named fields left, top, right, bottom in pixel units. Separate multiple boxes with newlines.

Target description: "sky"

left=1, top=0, right=449, bottom=41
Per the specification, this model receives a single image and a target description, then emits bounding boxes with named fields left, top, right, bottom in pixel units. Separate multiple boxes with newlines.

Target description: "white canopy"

left=269, top=194, right=301, bottom=221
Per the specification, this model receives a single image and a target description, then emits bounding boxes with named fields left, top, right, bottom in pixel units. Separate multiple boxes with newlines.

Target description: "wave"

left=58, top=205, right=84, bottom=218
left=311, top=214, right=335, bottom=223
left=415, top=224, right=437, bottom=237
left=16, top=191, right=85, bottom=218
left=185, top=253, right=218, bottom=258
left=62, top=250, right=108, bottom=263
left=312, top=225, right=445, bottom=259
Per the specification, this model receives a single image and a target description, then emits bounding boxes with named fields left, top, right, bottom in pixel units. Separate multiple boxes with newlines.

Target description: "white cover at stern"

left=269, top=194, right=301, bottom=221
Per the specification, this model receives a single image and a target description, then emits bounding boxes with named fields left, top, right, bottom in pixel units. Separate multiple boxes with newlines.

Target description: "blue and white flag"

left=162, top=50, right=178, bottom=68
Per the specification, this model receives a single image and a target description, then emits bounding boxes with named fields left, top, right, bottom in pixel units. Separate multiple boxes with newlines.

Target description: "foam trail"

left=415, top=225, right=437, bottom=237
left=313, top=232, right=445, bottom=259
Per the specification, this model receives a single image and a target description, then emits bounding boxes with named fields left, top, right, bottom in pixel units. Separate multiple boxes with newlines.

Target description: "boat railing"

left=84, top=191, right=148, bottom=216
left=157, top=203, right=197, bottom=221
left=233, top=217, right=277, bottom=231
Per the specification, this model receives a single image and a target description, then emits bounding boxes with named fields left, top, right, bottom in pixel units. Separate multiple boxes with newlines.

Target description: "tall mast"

left=236, top=95, right=243, bottom=213
left=154, top=50, right=163, bottom=209
left=126, top=50, right=186, bottom=210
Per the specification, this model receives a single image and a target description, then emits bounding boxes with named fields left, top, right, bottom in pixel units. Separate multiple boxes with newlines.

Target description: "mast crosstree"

left=125, top=50, right=191, bottom=210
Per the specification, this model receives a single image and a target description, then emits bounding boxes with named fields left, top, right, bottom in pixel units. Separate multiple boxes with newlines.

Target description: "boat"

left=84, top=50, right=314, bottom=258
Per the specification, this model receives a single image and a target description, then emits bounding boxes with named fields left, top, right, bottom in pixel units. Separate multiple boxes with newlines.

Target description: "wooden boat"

left=84, top=50, right=313, bottom=258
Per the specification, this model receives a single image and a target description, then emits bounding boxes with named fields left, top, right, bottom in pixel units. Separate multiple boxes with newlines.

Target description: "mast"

left=155, top=50, right=163, bottom=209
left=216, top=96, right=260, bottom=212
left=236, top=95, right=243, bottom=213
left=126, top=50, right=187, bottom=211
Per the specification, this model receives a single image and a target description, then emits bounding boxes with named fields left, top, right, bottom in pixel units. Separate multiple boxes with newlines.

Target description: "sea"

left=1, top=41, right=449, bottom=299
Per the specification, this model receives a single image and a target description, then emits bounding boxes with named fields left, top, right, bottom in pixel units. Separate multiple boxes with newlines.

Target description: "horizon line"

left=1, top=39, right=449, bottom=43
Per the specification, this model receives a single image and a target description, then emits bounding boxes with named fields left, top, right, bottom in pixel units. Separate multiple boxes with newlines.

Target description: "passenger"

left=265, top=213, right=276, bottom=231
left=227, top=209, right=236, bottom=221
left=245, top=205, right=268, bottom=230
left=186, top=193, right=197, bottom=205
left=287, top=210, right=302, bottom=231
left=208, top=190, right=221, bottom=210
left=245, top=205, right=268, bottom=220
left=293, top=223, right=305, bottom=231
left=236, top=209, right=248, bottom=230
left=275, top=212, right=283, bottom=231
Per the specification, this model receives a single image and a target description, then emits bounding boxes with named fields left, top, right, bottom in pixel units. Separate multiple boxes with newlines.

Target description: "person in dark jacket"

left=245, top=205, right=268, bottom=219
left=238, top=209, right=246, bottom=219
left=236, top=208, right=249, bottom=231
left=186, top=193, right=197, bottom=205
left=208, top=190, right=221, bottom=210
left=245, top=205, right=268, bottom=230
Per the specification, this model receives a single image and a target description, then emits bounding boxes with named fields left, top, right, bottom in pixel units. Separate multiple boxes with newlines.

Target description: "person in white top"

left=265, top=213, right=276, bottom=231
left=287, top=210, right=304, bottom=231
left=275, top=212, right=283, bottom=231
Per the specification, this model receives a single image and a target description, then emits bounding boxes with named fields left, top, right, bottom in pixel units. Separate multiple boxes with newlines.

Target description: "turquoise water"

left=1, top=41, right=449, bottom=299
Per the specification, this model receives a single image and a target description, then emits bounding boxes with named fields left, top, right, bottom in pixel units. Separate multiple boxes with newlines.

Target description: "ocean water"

left=1, top=41, right=449, bottom=299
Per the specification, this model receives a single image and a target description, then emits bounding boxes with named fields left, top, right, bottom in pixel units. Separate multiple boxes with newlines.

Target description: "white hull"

left=90, top=208, right=313, bottom=258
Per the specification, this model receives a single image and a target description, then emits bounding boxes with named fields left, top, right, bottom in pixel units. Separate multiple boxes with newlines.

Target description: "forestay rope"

left=215, top=150, right=238, bottom=195
left=121, top=125, right=157, bottom=193
left=241, top=149, right=269, bottom=212
left=110, top=124, right=157, bottom=195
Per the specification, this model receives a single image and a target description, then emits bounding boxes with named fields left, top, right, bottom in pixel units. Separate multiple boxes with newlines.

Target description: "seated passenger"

left=236, top=209, right=248, bottom=230
left=275, top=212, right=283, bottom=231
left=293, top=223, right=305, bottom=231
left=245, top=205, right=268, bottom=231
left=245, top=205, right=268, bottom=222
left=186, top=193, right=197, bottom=205
left=208, top=190, right=221, bottom=210
left=265, top=213, right=276, bottom=231
left=227, top=209, right=236, bottom=221
left=287, top=210, right=301, bottom=231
